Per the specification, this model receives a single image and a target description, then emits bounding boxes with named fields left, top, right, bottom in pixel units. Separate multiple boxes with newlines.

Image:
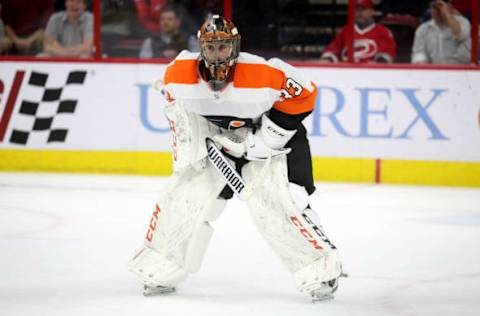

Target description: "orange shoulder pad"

left=233, top=63, right=284, bottom=90
left=164, top=59, right=199, bottom=84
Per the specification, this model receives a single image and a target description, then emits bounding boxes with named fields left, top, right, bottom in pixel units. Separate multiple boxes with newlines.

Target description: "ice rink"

left=0, top=172, right=479, bottom=316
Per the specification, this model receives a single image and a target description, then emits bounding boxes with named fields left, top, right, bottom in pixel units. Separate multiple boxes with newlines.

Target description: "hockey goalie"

left=128, top=15, right=345, bottom=302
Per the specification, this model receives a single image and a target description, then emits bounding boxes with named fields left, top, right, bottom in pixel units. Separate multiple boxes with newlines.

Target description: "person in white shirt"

left=411, top=0, right=471, bottom=64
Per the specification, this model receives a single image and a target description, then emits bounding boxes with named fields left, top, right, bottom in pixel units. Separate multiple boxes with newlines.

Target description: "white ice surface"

left=0, top=172, right=479, bottom=316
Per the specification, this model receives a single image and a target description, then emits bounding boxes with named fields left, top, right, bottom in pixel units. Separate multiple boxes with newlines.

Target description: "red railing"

left=472, top=0, right=479, bottom=64
left=224, top=0, right=232, bottom=20
left=93, top=0, right=102, bottom=59
left=347, top=0, right=356, bottom=63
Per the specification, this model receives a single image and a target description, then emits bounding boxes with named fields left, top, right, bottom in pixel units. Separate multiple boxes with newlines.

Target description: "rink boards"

left=1, top=60, right=479, bottom=186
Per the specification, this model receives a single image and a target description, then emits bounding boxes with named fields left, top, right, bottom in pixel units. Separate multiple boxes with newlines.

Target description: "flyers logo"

left=229, top=120, right=246, bottom=128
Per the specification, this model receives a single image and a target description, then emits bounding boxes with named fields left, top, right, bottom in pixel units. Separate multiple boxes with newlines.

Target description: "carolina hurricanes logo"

left=342, top=39, right=378, bottom=62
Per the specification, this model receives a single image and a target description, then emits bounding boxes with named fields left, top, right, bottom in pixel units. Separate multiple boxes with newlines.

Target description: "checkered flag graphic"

left=10, top=71, right=87, bottom=145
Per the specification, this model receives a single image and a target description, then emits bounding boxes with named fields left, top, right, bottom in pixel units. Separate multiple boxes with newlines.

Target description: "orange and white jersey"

left=163, top=50, right=317, bottom=123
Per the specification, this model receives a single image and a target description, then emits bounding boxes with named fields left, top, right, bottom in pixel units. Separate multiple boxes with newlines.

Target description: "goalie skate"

left=143, top=285, right=176, bottom=297
left=310, top=272, right=348, bottom=303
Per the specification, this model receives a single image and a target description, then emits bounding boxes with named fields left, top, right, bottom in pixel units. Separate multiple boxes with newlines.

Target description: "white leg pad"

left=293, top=249, right=343, bottom=293
left=242, top=155, right=343, bottom=293
left=288, top=182, right=310, bottom=211
left=202, top=197, right=227, bottom=222
left=184, top=198, right=227, bottom=273
left=185, top=222, right=214, bottom=273
left=129, top=163, right=227, bottom=287
left=128, top=246, right=188, bottom=287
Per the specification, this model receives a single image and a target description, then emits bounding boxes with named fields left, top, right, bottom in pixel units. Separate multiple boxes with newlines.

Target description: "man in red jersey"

left=320, top=0, right=397, bottom=63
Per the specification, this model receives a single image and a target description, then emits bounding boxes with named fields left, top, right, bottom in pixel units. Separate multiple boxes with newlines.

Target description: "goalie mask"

left=198, top=15, right=241, bottom=90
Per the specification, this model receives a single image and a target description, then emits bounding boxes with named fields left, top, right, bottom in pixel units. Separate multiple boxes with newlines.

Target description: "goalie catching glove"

left=213, top=114, right=296, bottom=160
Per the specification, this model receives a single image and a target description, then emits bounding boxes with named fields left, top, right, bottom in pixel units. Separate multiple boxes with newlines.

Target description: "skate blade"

left=143, top=285, right=176, bottom=297
left=311, top=293, right=334, bottom=303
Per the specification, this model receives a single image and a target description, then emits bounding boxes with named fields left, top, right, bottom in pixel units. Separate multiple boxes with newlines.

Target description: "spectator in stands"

left=320, top=0, right=397, bottom=63
left=411, top=0, right=471, bottom=64
left=1, top=0, right=53, bottom=55
left=39, top=0, right=93, bottom=58
left=139, top=5, right=198, bottom=58
left=135, top=0, right=168, bottom=35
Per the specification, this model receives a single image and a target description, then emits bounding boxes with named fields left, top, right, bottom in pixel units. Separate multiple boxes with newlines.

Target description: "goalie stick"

left=206, top=136, right=289, bottom=202
left=206, top=137, right=288, bottom=201
left=206, top=137, right=250, bottom=200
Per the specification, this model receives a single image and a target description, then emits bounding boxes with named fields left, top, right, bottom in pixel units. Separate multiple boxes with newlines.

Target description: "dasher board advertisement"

left=1, top=61, right=479, bottom=162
